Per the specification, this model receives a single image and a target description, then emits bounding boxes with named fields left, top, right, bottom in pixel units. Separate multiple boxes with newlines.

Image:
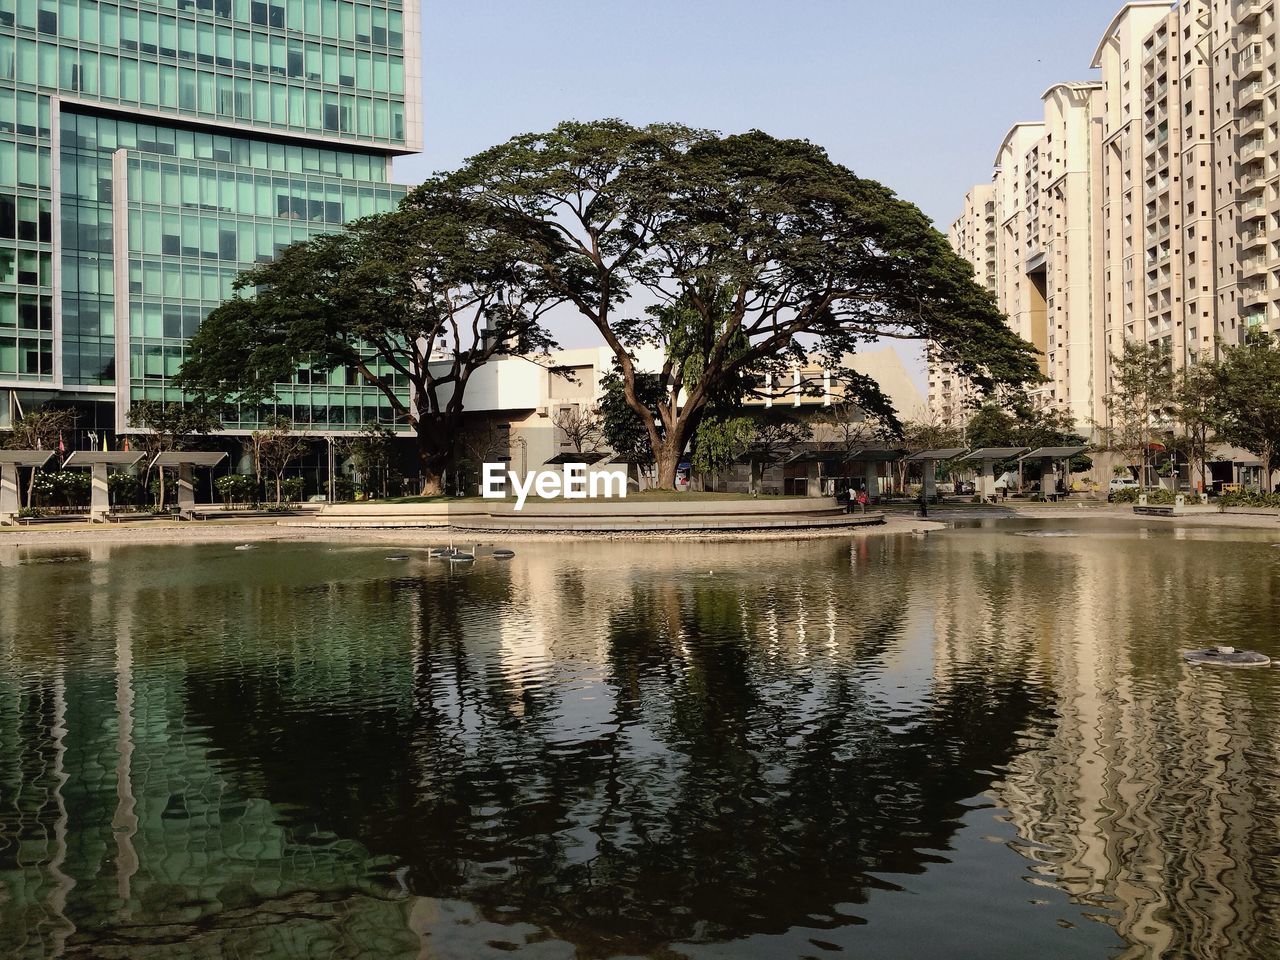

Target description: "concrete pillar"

left=1041, top=457, right=1054, bottom=497
left=91, top=464, right=110, bottom=521
left=979, top=460, right=996, bottom=499
left=864, top=461, right=879, bottom=499
left=176, top=465, right=196, bottom=512
left=0, top=463, right=19, bottom=523
left=923, top=461, right=937, bottom=501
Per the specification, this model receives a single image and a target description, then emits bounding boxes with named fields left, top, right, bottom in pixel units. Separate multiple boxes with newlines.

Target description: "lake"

left=2, top=519, right=1278, bottom=958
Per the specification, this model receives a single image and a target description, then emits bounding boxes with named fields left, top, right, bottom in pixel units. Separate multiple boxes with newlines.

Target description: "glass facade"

left=0, top=0, right=419, bottom=433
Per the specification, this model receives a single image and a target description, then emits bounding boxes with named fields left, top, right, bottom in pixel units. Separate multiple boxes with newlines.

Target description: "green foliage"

left=454, top=119, right=1040, bottom=483
left=215, top=473, right=258, bottom=505
left=342, top=422, right=395, bottom=495
left=1219, top=490, right=1280, bottom=509
left=1100, top=341, right=1174, bottom=476
left=31, top=470, right=91, bottom=507
left=3, top=407, right=76, bottom=452
left=965, top=397, right=1091, bottom=472
left=1214, top=331, right=1280, bottom=487
left=1108, top=488, right=1140, bottom=504
left=176, top=183, right=561, bottom=493
left=599, top=369, right=666, bottom=466
left=125, top=400, right=221, bottom=451
left=281, top=476, right=305, bottom=503
left=108, top=472, right=145, bottom=508
left=1110, top=486, right=1175, bottom=505
left=251, top=415, right=309, bottom=504
left=691, top=416, right=756, bottom=476
left=332, top=476, right=356, bottom=502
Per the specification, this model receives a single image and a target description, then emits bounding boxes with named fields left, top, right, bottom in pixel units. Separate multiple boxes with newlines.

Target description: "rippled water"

left=2, top=519, right=1280, bottom=959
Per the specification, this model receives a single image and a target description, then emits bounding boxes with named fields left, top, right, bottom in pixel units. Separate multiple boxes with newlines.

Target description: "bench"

left=15, top=514, right=89, bottom=526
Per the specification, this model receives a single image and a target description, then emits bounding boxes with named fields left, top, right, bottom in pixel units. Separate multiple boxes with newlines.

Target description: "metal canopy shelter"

left=0, top=450, right=54, bottom=524
left=63, top=451, right=145, bottom=521
left=905, top=448, right=969, bottom=500
left=152, top=451, right=229, bottom=513
left=961, top=447, right=1030, bottom=500
left=1019, top=445, right=1088, bottom=499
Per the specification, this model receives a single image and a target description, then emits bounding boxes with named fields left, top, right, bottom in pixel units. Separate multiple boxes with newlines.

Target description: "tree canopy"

left=176, top=185, right=561, bottom=493
left=448, top=120, right=1041, bottom=487
left=1215, top=331, right=1280, bottom=491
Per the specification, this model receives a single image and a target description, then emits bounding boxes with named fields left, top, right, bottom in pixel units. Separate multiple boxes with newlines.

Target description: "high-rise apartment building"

left=0, top=0, right=421, bottom=441
left=936, top=0, right=1278, bottom=437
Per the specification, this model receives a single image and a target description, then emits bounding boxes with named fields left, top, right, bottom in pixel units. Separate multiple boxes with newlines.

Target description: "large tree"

left=450, top=120, right=1040, bottom=487
left=1214, top=331, right=1280, bottom=492
left=176, top=186, right=560, bottom=494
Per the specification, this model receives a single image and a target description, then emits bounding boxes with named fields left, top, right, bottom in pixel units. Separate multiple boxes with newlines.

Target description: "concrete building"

left=0, top=0, right=422, bottom=444
left=940, top=0, right=1280, bottom=439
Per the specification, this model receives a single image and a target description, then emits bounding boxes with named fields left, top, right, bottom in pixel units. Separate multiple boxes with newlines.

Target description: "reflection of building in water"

left=0, top=553, right=429, bottom=958
left=924, top=530, right=1275, bottom=959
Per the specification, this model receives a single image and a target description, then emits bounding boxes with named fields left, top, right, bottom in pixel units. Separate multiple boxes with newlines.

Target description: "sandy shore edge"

left=0, top=515, right=945, bottom=549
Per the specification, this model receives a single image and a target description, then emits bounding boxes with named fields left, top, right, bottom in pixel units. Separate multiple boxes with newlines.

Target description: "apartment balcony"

left=1239, top=80, right=1266, bottom=107
left=1242, top=309, right=1268, bottom=328
left=1235, top=0, right=1266, bottom=24
left=1240, top=281, right=1269, bottom=306
left=1239, top=139, right=1268, bottom=163
left=1239, top=115, right=1267, bottom=138
left=1238, top=44, right=1266, bottom=78
left=1241, top=228, right=1269, bottom=251
left=1240, top=253, right=1268, bottom=277
left=1240, top=172, right=1266, bottom=194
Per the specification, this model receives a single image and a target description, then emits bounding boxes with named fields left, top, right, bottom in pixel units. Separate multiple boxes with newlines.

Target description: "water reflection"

left=0, top=524, right=1278, bottom=958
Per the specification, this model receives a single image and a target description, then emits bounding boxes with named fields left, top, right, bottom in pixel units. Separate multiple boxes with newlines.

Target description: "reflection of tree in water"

left=184, top=559, right=1055, bottom=957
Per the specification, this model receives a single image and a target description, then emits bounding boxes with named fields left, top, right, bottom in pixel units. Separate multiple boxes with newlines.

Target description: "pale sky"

left=393, top=0, right=1131, bottom=384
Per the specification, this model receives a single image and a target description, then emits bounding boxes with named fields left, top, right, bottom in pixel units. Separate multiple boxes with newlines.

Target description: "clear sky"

left=393, top=0, right=1133, bottom=375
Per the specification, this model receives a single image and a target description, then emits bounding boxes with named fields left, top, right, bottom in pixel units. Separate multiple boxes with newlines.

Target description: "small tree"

left=690, top=415, right=756, bottom=482
left=1171, top=354, right=1220, bottom=494
left=552, top=405, right=604, bottom=455
left=456, top=421, right=508, bottom=495
left=342, top=422, right=395, bottom=498
left=3, top=407, right=77, bottom=507
left=125, top=400, right=222, bottom=508
left=599, top=369, right=666, bottom=469
left=1214, top=331, right=1280, bottom=493
left=251, top=416, right=309, bottom=505
left=1101, top=342, right=1174, bottom=487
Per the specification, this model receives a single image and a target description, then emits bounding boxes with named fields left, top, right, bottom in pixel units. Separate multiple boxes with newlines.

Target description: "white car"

left=1108, top=477, right=1139, bottom=500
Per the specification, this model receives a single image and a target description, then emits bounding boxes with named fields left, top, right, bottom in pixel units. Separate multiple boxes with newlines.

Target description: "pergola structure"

left=0, top=450, right=54, bottom=524
left=905, top=448, right=969, bottom=501
left=1019, top=446, right=1088, bottom=499
left=62, top=451, right=145, bottom=521
left=846, top=446, right=909, bottom=498
left=152, top=451, right=229, bottom=514
left=961, top=447, right=1030, bottom=500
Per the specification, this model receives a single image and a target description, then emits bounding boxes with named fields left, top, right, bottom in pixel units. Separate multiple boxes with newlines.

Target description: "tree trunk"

left=750, top=460, right=763, bottom=496
left=654, top=446, right=680, bottom=490
left=275, top=473, right=282, bottom=505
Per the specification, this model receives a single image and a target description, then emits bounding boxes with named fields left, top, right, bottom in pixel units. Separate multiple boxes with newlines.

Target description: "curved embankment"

left=288, top=497, right=885, bottom=535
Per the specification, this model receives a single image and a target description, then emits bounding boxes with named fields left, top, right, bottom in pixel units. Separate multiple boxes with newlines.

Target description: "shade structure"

left=542, top=451, right=608, bottom=465
left=62, top=451, right=146, bottom=468
left=905, top=448, right=969, bottom=462
left=62, top=450, right=145, bottom=520
left=1020, top=446, right=1088, bottom=461
left=151, top=451, right=230, bottom=469
left=962, top=448, right=1029, bottom=500
left=0, top=450, right=55, bottom=523
left=905, top=448, right=969, bottom=500
left=151, top=451, right=230, bottom=512
left=960, top=447, right=1030, bottom=462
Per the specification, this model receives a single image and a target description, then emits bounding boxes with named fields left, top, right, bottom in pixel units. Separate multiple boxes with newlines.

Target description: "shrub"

left=1109, top=487, right=1141, bottom=504
left=108, top=473, right=145, bottom=508
left=1146, top=487, right=1176, bottom=505
left=1219, top=490, right=1280, bottom=509
left=333, top=476, right=356, bottom=502
left=31, top=471, right=91, bottom=507
left=281, top=476, right=305, bottom=503
left=215, top=473, right=258, bottom=505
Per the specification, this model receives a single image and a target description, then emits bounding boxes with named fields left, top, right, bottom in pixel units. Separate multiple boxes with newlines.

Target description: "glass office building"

left=0, top=0, right=422, bottom=438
